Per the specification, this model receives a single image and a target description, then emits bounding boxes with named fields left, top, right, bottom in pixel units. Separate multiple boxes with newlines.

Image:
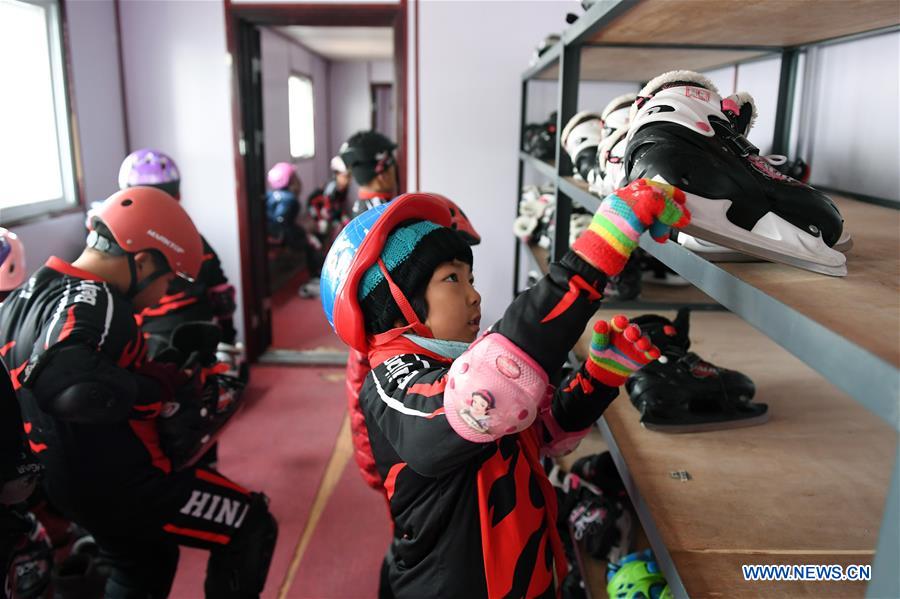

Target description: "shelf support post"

left=513, top=79, right=529, bottom=298
left=552, top=43, right=580, bottom=262
left=772, top=48, right=800, bottom=156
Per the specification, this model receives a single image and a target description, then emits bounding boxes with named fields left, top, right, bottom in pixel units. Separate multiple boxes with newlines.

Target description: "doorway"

left=225, top=3, right=408, bottom=362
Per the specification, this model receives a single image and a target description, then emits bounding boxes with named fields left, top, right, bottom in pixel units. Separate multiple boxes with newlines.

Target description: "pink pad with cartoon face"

left=443, top=333, right=549, bottom=443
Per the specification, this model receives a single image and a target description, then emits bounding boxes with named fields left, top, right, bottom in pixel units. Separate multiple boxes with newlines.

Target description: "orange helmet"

left=88, top=186, right=203, bottom=281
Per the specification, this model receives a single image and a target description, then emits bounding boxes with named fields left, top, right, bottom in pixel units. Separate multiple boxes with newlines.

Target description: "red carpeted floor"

left=287, top=462, right=392, bottom=598
left=169, top=365, right=348, bottom=599
left=270, top=269, right=343, bottom=352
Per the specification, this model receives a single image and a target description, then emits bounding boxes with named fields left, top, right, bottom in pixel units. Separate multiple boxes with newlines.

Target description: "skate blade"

left=641, top=407, right=770, bottom=434
left=834, top=230, right=853, bottom=253
left=676, top=191, right=847, bottom=277
left=677, top=233, right=762, bottom=263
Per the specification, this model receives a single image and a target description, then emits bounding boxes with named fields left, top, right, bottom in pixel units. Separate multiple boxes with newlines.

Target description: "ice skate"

left=624, top=70, right=847, bottom=276
left=589, top=93, right=636, bottom=197
left=561, top=110, right=604, bottom=183
left=626, top=308, right=769, bottom=433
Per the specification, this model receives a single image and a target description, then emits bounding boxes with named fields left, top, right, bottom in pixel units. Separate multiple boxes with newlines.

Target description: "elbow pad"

left=30, top=345, right=138, bottom=423
left=443, top=333, right=548, bottom=443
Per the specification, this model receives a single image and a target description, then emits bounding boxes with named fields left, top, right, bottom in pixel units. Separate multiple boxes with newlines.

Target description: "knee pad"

left=205, top=493, right=278, bottom=598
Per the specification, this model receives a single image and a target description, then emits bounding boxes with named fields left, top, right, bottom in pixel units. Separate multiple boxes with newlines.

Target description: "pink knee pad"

left=443, top=334, right=549, bottom=443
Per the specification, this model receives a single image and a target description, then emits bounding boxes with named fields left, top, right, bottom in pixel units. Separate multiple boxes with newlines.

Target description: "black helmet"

left=338, top=130, right=397, bottom=186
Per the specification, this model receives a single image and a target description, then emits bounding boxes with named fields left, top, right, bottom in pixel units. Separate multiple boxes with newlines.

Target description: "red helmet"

left=88, top=187, right=203, bottom=281
left=322, top=192, right=480, bottom=352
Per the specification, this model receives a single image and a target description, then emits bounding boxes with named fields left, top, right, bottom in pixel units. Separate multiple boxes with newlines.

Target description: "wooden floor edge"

left=277, top=413, right=352, bottom=599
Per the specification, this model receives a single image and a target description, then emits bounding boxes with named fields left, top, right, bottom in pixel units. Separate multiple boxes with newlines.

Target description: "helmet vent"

left=121, top=199, right=133, bottom=207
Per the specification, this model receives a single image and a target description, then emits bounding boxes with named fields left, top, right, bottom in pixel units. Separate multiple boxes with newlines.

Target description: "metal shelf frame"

left=515, top=2, right=900, bottom=596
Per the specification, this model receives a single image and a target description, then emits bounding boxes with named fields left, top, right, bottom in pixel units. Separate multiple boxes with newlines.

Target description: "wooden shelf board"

left=575, top=310, right=896, bottom=596
left=670, top=551, right=872, bottom=598
left=716, top=195, right=900, bottom=369
left=537, top=46, right=771, bottom=82
left=588, top=0, right=900, bottom=48
left=563, top=179, right=900, bottom=370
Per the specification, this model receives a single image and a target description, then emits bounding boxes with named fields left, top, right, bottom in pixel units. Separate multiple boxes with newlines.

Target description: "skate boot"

left=626, top=308, right=768, bottom=433
left=607, top=549, right=673, bottom=599
left=561, top=111, right=604, bottom=183
left=7, top=512, right=53, bottom=599
left=547, top=462, right=635, bottom=565
left=675, top=89, right=852, bottom=260
left=590, top=93, right=637, bottom=197
left=623, top=70, right=846, bottom=276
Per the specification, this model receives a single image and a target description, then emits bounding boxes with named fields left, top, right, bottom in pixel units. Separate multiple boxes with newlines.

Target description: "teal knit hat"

left=359, top=220, right=473, bottom=334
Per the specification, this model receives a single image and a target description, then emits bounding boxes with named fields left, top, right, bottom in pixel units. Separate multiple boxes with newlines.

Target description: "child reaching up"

left=320, top=180, right=690, bottom=598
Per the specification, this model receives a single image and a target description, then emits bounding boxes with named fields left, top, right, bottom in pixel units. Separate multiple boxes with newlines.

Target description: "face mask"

left=404, top=334, right=470, bottom=360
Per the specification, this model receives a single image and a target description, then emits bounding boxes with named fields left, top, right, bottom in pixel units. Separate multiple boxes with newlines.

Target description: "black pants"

left=48, top=467, right=272, bottom=599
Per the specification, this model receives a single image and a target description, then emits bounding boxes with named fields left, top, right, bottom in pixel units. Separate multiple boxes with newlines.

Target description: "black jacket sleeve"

left=361, top=355, right=492, bottom=478
left=492, top=251, right=607, bottom=378
left=550, top=366, right=619, bottom=433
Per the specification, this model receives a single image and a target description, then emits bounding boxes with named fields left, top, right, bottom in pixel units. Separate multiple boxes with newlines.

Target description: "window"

left=289, top=73, right=315, bottom=159
left=0, top=0, right=78, bottom=224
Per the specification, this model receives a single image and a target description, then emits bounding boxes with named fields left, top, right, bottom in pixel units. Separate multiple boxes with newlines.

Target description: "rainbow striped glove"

left=586, top=315, right=661, bottom=388
left=572, top=179, right=691, bottom=276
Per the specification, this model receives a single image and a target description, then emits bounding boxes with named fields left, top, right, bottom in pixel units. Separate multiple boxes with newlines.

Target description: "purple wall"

left=117, top=0, right=244, bottom=339
left=260, top=28, right=332, bottom=196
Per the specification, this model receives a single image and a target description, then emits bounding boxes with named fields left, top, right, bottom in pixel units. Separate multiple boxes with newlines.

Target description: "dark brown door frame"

left=222, top=1, right=408, bottom=360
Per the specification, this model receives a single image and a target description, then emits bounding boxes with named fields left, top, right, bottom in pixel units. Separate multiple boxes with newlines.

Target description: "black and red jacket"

left=0, top=258, right=172, bottom=502
left=360, top=251, right=617, bottom=598
left=137, top=235, right=236, bottom=345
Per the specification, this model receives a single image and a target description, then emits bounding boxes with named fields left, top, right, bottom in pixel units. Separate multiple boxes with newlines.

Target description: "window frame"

left=0, top=0, right=80, bottom=226
left=288, top=70, right=316, bottom=161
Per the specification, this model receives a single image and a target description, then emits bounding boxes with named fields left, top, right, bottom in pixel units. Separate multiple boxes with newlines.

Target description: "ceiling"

left=274, top=26, right=393, bottom=61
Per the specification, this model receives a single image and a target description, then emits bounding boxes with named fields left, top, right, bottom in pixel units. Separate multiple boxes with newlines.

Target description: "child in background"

left=338, top=130, right=399, bottom=217
left=336, top=131, right=401, bottom=487
left=320, top=180, right=690, bottom=597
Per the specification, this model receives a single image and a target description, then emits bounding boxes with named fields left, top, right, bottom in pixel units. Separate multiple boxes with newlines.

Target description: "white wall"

left=261, top=28, right=331, bottom=196
left=809, top=32, right=899, bottom=202
left=13, top=0, right=126, bottom=275
left=118, top=0, right=244, bottom=338
left=415, top=0, right=580, bottom=327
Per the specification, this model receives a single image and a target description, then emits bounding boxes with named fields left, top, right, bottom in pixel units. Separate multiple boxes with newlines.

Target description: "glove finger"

left=648, top=220, right=671, bottom=242
left=610, top=314, right=629, bottom=333
left=591, top=320, right=610, bottom=351
left=634, top=335, right=652, bottom=352
left=623, top=323, right=642, bottom=343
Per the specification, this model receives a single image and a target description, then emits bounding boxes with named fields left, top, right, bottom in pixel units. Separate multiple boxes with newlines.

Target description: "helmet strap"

left=124, top=253, right=169, bottom=300
left=377, top=258, right=427, bottom=331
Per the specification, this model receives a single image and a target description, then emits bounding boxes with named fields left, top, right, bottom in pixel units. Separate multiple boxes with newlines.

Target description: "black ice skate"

left=623, top=70, right=847, bottom=276
left=626, top=308, right=769, bottom=433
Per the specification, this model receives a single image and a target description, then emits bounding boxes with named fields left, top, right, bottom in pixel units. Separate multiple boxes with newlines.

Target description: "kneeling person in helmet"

left=0, top=187, right=277, bottom=599
left=118, top=149, right=241, bottom=364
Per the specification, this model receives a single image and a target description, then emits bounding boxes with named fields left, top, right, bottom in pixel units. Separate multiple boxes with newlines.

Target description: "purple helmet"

left=118, top=149, right=181, bottom=197
left=267, top=162, right=296, bottom=190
